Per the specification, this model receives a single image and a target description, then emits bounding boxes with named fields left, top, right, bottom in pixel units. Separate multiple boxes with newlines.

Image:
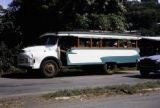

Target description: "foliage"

left=0, top=0, right=128, bottom=74
left=125, top=1, right=160, bottom=35
left=43, top=81, right=160, bottom=99
left=0, top=42, right=23, bottom=75
left=74, top=14, right=90, bottom=29
left=88, top=13, right=127, bottom=31
left=89, top=14, right=109, bottom=30
left=6, top=0, right=127, bottom=43
left=0, top=4, right=22, bottom=47
left=107, top=14, right=127, bottom=32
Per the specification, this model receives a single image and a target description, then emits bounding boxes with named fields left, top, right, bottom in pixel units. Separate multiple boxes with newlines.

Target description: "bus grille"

left=17, top=54, right=28, bottom=64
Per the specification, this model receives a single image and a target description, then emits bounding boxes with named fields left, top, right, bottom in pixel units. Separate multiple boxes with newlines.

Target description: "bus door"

left=59, top=36, right=77, bottom=66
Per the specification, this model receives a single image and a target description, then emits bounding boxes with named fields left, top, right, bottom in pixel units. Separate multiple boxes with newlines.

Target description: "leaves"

left=125, top=1, right=160, bottom=35
left=7, top=0, right=127, bottom=39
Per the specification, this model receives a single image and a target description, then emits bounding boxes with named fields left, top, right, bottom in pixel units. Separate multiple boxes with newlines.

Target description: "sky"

left=0, top=0, right=12, bottom=9
left=128, top=0, right=160, bottom=3
left=0, top=0, right=160, bottom=9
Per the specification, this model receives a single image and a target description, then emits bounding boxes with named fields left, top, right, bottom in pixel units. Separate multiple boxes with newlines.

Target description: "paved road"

left=30, top=91, right=160, bottom=108
left=0, top=70, right=160, bottom=98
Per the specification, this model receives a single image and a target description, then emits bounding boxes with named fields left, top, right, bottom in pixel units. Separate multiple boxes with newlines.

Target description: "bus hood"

left=23, top=46, right=48, bottom=52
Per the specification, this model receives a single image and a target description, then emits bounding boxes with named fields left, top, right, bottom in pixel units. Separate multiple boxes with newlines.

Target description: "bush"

left=0, top=41, right=22, bottom=75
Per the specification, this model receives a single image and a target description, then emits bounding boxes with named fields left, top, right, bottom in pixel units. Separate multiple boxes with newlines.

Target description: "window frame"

left=74, top=37, right=138, bottom=48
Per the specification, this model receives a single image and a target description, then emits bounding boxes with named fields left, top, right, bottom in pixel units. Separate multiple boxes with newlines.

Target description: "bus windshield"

left=38, top=36, right=58, bottom=45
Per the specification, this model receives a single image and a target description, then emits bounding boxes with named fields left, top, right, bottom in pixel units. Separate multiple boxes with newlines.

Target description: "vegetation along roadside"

left=1, top=81, right=160, bottom=108
left=43, top=81, right=160, bottom=100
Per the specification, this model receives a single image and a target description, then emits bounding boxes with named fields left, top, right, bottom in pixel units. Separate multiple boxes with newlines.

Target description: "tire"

left=103, top=63, right=117, bottom=75
left=41, top=60, right=59, bottom=78
left=140, top=70, right=150, bottom=77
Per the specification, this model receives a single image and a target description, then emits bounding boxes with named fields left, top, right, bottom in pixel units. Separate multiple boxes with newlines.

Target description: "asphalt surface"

left=28, top=91, right=160, bottom=108
left=0, top=70, right=160, bottom=98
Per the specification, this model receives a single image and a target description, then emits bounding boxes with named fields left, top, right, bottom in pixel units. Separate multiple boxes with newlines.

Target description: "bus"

left=17, top=31, right=140, bottom=78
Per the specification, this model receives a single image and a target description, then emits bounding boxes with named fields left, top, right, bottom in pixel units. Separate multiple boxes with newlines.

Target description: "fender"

left=40, top=56, right=62, bottom=68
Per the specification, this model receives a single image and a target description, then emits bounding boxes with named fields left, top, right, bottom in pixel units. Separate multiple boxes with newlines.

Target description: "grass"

left=43, top=81, right=160, bottom=99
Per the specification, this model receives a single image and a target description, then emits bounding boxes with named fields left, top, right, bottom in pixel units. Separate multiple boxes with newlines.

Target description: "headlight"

left=27, top=57, right=35, bottom=64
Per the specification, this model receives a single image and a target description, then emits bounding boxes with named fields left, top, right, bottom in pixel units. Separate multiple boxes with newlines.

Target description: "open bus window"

left=119, top=40, right=128, bottom=48
left=79, top=38, right=91, bottom=47
left=59, top=36, right=77, bottom=50
left=119, top=40, right=137, bottom=48
left=92, top=39, right=101, bottom=47
left=128, top=40, right=137, bottom=48
left=102, top=39, right=118, bottom=47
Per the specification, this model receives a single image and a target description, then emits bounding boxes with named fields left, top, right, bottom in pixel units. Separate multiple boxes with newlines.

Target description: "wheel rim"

left=44, top=63, right=56, bottom=75
left=107, top=65, right=113, bottom=73
left=108, top=65, right=112, bottom=70
left=104, top=64, right=116, bottom=74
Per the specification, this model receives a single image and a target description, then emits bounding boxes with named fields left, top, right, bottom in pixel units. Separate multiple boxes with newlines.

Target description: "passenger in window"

left=131, top=42, right=136, bottom=48
left=123, top=43, right=127, bottom=48
left=113, top=42, right=118, bottom=47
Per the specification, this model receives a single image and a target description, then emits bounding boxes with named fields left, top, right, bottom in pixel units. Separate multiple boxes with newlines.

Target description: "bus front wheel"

left=103, top=63, right=117, bottom=75
left=41, top=60, right=59, bottom=78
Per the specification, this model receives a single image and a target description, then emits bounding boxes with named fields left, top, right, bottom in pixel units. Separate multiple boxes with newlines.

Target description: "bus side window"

left=79, top=38, right=91, bottom=47
left=102, top=39, right=118, bottom=47
left=128, top=40, right=136, bottom=48
left=92, top=39, right=101, bottom=47
left=131, top=41, right=137, bottom=48
left=119, top=40, right=128, bottom=48
left=59, top=37, right=77, bottom=50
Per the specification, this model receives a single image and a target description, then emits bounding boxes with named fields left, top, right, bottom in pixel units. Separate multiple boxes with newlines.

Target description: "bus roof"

left=141, top=37, right=160, bottom=41
left=41, top=31, right=141, bottom=40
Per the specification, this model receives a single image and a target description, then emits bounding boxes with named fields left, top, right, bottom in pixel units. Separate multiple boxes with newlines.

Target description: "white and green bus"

left=17, top=31, right=140, bottom=78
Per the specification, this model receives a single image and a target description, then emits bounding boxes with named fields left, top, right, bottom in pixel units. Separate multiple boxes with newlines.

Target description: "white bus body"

left=17, top=31, right=140, bottom=77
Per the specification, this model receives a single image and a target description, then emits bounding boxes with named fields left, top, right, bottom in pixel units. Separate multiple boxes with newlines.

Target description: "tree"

left=6, top=0, right=127, bottom=45
left=0, top=4, right=22, bottom=47
left=125, top=0, right=160, bottom=35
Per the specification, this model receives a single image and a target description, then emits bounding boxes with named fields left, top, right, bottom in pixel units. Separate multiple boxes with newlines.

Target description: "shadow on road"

left=1, top=72, right=43, bottom=79
left=1, top=68, right=138, bottom=79
left=58, top=70, right=106, bottom=77
left=1, top=69, right=106, bottom=79
left=1, top=70, right=130, bottom=79
left=58, top=68, right=135, bottom=77
left=125, top=73, right=160, bottom=79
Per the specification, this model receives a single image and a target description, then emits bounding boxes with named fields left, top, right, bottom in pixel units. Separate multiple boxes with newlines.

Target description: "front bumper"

left=17, top=65, right=33, bottom=70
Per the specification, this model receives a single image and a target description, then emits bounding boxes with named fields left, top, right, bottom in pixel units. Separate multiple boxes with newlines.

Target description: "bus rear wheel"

left=41, top=60, right=59, bottom=78
left=103, top=63, right=117, bottom=75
